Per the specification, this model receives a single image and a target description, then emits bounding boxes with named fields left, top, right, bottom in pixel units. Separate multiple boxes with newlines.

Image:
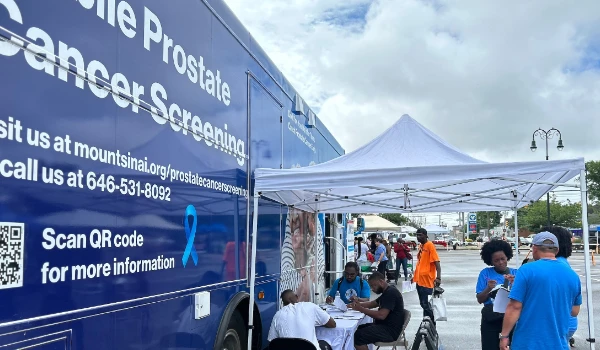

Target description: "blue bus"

left=0, top=1, right=346, bottom=349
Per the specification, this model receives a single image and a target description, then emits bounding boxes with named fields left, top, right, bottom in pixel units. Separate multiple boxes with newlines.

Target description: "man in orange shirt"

left=413, top=228, right=442, bottom=323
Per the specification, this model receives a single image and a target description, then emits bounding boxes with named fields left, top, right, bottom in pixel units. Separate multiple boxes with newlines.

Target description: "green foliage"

left=509, top=197, right=582, bottom=231
left=586, top=202, right=600, bottom=224
left=379, top=213, right=409, bottom=226
left=586, top=160, right=600, bottom=203
left=476, top=211, right=501, bottom=230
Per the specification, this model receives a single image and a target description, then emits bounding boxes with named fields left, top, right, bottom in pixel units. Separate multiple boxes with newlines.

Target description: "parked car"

left=522, top=234, right=536, bottom=246
left=432, top=239, right=448, bottom=247
left=398, top=232, right=418, bottom=249
left=447, top=237, right=459, bottom=245
left=506, top=236, right=526, bottom=248
left=444, top=238, right=461, bottom=250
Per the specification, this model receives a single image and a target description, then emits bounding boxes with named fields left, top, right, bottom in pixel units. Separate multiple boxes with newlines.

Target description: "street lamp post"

left=530, top=128, right=564, bottom=227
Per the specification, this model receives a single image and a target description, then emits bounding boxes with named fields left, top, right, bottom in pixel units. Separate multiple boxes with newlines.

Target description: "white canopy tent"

left=399, top=225, right=417, bottom=233
left=424, top=224, right=449, bottom=234
left=247, top=115, right=595, bottom=350
left=360, top=214, right=402, bottom=232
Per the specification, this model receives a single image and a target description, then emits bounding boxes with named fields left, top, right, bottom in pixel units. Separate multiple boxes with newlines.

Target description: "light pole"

left=530, top=128, right=564, bottom=227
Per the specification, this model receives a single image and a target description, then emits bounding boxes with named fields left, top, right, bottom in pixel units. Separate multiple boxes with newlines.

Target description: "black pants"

left=416, top=285, right=435, bottom=323
left=480, top=316, right=503, bottom=350
left=354, top=324, right=396, bottom=346
left=377, top=260, right=387, bottom=274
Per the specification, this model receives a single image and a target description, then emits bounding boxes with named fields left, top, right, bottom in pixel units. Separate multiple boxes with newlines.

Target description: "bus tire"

left=215, top=293, right=262, bottom=350
left=222, top=310, right=247, bottom=350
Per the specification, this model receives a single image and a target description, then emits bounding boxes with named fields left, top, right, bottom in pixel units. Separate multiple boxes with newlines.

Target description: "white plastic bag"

left=401, top=281, right=416, bottom=293
left=430, top=296, right=447, bottom=321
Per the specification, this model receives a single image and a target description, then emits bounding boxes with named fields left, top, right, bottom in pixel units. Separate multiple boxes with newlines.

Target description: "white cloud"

left=224, top=0, right=600, bottom=210
left=224, top=0, right=600, bottom=162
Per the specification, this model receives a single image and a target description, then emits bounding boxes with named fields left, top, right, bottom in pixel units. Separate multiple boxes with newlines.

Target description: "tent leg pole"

left=580, top=170, right=596, bottom=349
left=314, top=211, right=319, bottom=303
left=513, top=209, right=519, bottom=268
left=247, top=192, right=259, bottom=350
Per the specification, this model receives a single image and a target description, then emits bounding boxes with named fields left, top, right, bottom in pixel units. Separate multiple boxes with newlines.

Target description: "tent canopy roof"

left=360, top=215, right=401, bottom=232
left=398, top=225, right=418, bottom=233
left=255, top=115, right=584, bottom=213
left=424, top=224, right=449, bottom=234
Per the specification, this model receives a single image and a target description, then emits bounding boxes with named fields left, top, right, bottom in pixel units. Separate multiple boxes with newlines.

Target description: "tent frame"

left=246, top=169, right=595, bottom=350
left=271, top=177, right=579, bottom=213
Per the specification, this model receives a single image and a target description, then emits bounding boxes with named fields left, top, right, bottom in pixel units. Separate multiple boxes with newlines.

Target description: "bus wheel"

left=222, top=310, right=246, bottom=350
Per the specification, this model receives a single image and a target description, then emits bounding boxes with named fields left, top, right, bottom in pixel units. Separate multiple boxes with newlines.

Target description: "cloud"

left=224, top=0, right=600, bottom=210
left=224, top=0, right=600, bottom=164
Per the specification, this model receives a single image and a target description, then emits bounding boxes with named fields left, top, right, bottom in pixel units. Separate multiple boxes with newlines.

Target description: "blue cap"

left=532, top=231, right=559, bottom=248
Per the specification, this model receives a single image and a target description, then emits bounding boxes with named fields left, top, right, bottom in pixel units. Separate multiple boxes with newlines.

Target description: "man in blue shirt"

left=326, top=262, right=370, bottom=304
left=542, top=225, right=579, bottom=347
left=500, top=232, right=582, bottom=350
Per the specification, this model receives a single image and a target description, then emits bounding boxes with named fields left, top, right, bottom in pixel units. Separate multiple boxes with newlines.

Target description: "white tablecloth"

left=315, top=305, right=373, bottom=350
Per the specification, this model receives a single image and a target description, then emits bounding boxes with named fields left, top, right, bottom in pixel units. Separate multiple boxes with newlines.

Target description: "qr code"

left=0, top=223, right=24, bottom=289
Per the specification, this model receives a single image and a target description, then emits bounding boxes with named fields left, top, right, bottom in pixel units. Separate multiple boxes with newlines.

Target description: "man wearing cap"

left=499, top=232, right=582, bottom=350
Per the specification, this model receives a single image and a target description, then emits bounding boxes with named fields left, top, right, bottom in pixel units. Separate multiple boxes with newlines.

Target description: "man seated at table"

left=348, top=272, right=405, bottom=350
left=268, top=289, right=336, bottom=350
left=325, top=262, right=371, bottom=304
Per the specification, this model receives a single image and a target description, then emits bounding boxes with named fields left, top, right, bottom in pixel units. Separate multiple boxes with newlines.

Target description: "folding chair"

left=374, top=309, right=411, bottom=350
left=268, top=338, right=318, bottom=350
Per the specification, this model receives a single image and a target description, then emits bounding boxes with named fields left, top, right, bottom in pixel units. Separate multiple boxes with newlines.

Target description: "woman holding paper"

left=475, top=240, right=517, bottom=350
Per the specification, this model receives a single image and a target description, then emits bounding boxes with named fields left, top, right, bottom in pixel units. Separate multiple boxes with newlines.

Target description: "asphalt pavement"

left=392, top=248, right=600, bottom=350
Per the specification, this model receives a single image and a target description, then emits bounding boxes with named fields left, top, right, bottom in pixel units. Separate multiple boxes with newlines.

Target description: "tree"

left=509, top=197, right=581, bottom=231
left=476, top=211, right=501, bottom=231
left=379, top=213, right=409, bottom=226
left=586, top=160, right=600, bottom=203
left=587, top=202, right=600, bottom=225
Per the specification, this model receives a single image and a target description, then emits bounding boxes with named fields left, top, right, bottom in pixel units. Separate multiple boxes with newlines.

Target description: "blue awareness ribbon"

left=182, top=204, right=199, bottom=267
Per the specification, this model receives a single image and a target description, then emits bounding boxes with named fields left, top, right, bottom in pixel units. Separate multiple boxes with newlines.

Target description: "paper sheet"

left=490, top=284, right=502, bottom=293
left=493, top=287, right=510, bottom=313
left=345, top=309, right=362, bottom=315
left=333, top=296, right=347, bottom=312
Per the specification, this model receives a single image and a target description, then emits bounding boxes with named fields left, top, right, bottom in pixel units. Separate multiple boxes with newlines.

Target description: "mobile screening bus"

left=0, top=1, right=347, bottom=349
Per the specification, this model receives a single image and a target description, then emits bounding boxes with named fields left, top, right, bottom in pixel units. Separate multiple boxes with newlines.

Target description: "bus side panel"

left=279, top=104, right=342, bottom=305
left=247, top=71, right=284, bottom=346
left=0, top=0, right=249, bottom=339
left=0, top=0, right=345, bottom=348
left=0, top=284, right=243, bottom=349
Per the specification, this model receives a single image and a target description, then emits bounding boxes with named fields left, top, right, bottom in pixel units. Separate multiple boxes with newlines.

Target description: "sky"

left=223, top=0, right=600, bottom=226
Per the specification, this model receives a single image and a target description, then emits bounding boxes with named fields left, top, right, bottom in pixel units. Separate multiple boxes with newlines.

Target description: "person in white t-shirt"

left=268, top=290, right=336, bottom=350
left=355, top=237, right=369, bottom=259
left=355, top=237, right=370, bottom=268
